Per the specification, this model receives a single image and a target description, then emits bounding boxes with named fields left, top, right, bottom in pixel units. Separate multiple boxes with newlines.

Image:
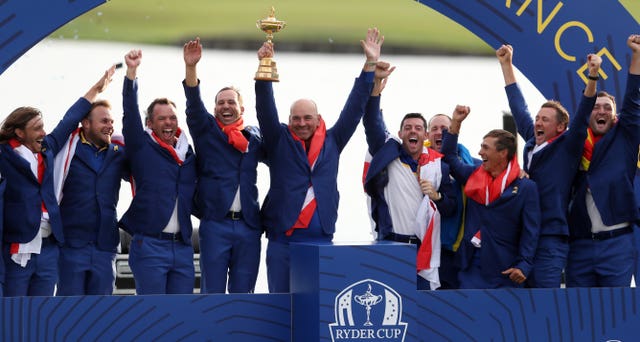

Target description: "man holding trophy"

left=254, top=26, right=389, bottom=293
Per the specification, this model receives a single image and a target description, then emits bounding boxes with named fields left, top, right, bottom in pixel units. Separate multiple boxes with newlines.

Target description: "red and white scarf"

left=361, top=139, right=444, bottom=289
left=216, top=117, right=248, bottom=153
left=415, top=147, right=443, bottom=290
left=285, top=118, right=326, bottom=236
left=54, top=128, right=125, bottom=202
left=53, top=128, right=81, bottom=203
left=145, top=127, right=189, bottom=165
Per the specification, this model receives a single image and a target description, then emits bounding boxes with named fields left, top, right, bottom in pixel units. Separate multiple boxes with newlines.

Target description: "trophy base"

left=254, top=57, right=280, bottom=82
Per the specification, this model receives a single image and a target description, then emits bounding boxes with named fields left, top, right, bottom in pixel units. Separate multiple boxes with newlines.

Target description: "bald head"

left=289, top=98, right=320, bottom=141
left=290, top=99, right=318, bottom=116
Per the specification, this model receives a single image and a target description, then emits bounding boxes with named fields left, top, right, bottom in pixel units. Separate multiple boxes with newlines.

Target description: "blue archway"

left=418, top=0, right=639, bottom=113
left=2, top=1, right=638, bottom=114
left=0, top=0, right=106, bottom=74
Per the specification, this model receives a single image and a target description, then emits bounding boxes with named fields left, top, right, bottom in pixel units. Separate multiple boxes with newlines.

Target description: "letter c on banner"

left=555, top=21, right=594, bottom=62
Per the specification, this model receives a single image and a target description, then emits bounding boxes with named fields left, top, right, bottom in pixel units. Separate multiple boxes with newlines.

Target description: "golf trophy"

left=255, top=7, right=286, bottom=81
left=354, top=284, right=382, bottom=326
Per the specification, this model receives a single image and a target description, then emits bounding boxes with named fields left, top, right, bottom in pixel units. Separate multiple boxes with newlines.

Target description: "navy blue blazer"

left=0, top=98, right=92, bottom=244
left=60, top=140, right=128, bottom=252
left=569, top=73, right=640, bottom=235
left=255, top=70, right=374, bottom=237
left=506, top=83, right=596, bottom=236
left=119, top=77, right=197, bottom=244
left=183, top=82, right=265, bottom=230
left=442, top=130, right=541, bottom=283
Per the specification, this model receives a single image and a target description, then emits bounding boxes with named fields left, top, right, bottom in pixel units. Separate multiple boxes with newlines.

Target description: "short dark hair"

left=0, top=106, right=42, bottom=144
left=400, top=113, right=427, bottom=130
left=483, top=129, right=517, bottom=161
left=216, top=86, right=243, bottom=107
left=146, top=98, right=177, bottom=122
left=540, top=100, right=569, bottom=129
left=597, top=91, right=616, bottom=113
left=86, top=99, right=112, bottom=120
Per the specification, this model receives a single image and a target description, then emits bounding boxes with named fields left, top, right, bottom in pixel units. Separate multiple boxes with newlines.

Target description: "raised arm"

left=362, top=96, right=387, bottom=155
left=496, top=44, right=516, bottom=86
left=497, top=45, right=534, bottom=141
left=371, top=61, right=395, bottom=97
left=182, top=37, right=214, bottom=138
left=566, top=54, right=601, bottom=138
left=442, top=105, right=476, bottom=183
left=363, top=61, right=396, bottom=155
left=125, top=49, right=141, bottom=82
left=48, top=65, right=116, bottom=154
left=330, top=28, right=381, bottom=150
left=183, top=37, right=201, bottom=87
left=583, top=54, right=602, bottom=98
left=618, top=34, right=640, bottom=138
left=122, top=49, right=145, bottom=150
left=361, top=27, right=383, bottom=73
left=84, top=65, right=116, bottom=103
left=255, top=42, right=283, bottom=146
left=630, top=34, right=640, bottom=75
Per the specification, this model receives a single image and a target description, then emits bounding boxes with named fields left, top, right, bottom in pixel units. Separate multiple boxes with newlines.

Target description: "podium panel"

left=2, top=242, right=640, bottom=341
left=0, top=294, right=290, bottom=341
left=290, top=241, right=416, bottom=341
left=290, top=241, right=640, bottom=342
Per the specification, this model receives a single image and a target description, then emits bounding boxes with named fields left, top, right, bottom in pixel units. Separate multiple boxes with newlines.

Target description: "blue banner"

left=0, top=0, right=106, bottom=74
left=417, top=0, right=639, bottom=114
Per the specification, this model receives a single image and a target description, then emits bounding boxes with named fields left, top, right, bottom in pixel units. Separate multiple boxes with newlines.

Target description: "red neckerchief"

left=547, top=131, right=563, bottom=144
left=9, top=138, right=47, bottom=212
left=580, top=127, right=603, bottom=171
left=151, top=127, right=184, bottom=165
left=286, top=118, right=327, bottom=236
left=216, top=117, right=248, bottom=153
left=465, top=155, right=520, bottom=205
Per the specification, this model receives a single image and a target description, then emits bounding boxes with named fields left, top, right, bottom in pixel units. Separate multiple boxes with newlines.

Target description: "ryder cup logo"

left=329, top=279, right=408, bottom=341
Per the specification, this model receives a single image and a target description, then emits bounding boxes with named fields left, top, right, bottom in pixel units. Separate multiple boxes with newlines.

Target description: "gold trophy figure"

left=255, top=7, right=286, bottom=81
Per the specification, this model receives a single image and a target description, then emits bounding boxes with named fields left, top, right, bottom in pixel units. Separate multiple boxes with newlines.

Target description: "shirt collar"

left=79, top=131, right=108, bottom=152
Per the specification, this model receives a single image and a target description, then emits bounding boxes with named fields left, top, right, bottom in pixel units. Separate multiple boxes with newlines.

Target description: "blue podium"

left=290, top=241, right=640, bottom=342
left=2, top=241, right=640, bottom=341
left=291, top=241, right=415, bottom=341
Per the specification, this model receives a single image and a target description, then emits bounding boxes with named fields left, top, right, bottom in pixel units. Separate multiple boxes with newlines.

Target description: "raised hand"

left=84, top=64, right=116, bottom=101
left=373, top=61, right=395, bottom=80
left=125, top=49, right=142, bottom=69
left=258, top=42, right=274, bottom=60
left=95, top=65, right=116, bottom=93
left=629, top=34, right=640, bottom=75
left=371, top=61, right=396, bottom=96
left=183, top=37, right=202, bottom=67
left=361, top=28, right=384, bottom=64
left=587, top=53, right=602, bottom=76
left=124, top=49, right=142, bottom=80
left=452, top=104, right=471, bottom=123
left=495, top=44, right=513, bottom=65
left=496, top=44, right=516, bottom=85
left=627, top=34, right=640, bottom=52
left=449, top=105, right=470, bottom=135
